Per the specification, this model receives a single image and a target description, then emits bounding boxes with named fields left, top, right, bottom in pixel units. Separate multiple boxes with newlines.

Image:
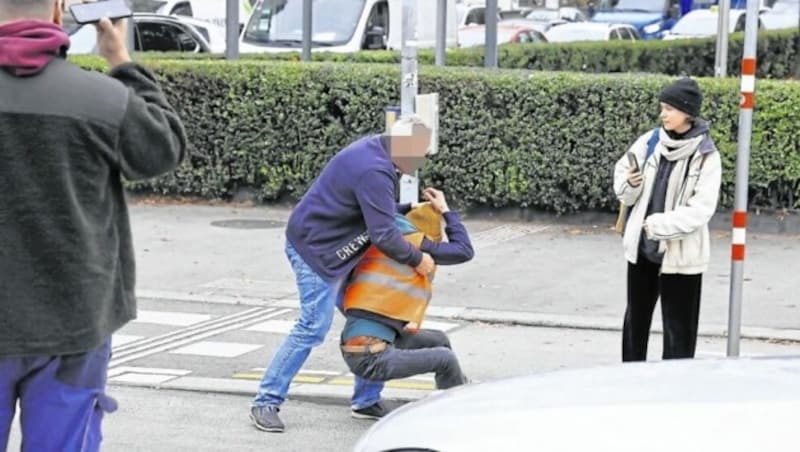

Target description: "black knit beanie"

left=659, top=78, right=703, bottom=117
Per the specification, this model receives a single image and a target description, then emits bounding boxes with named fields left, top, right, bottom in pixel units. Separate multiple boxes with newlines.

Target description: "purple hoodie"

left=0, top=20, right=70, bottom=77
left=286, top=135, right=424, bottom=281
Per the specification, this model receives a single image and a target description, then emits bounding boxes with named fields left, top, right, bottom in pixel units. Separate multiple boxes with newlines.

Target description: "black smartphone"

left=627, top=151, right=640, bottom=172
left=69, top=0, right=132, bottom=25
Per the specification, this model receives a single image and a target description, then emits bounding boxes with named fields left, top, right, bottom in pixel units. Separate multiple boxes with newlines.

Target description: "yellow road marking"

left=232, top=372, right=325, bottom=384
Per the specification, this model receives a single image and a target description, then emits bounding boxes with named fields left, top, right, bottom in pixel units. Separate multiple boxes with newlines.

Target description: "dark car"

left=67, top=13, right=220, bottom=54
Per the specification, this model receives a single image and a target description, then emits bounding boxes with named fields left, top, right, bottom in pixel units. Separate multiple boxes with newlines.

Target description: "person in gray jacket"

left=613, top=78, right=722, bottom=362
left=0, top=1, right=187, bottom=450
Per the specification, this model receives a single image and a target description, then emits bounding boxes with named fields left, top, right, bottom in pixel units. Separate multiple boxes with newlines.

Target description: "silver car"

left=354, top=356, right=800, bottom=452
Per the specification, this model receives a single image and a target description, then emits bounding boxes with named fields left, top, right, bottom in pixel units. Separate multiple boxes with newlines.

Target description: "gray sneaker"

left=351, top=400, right=390, bottom=420
left=250, top=405, right=285, bottom=433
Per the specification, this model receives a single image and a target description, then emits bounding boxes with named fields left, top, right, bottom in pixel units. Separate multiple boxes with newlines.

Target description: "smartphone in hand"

left=627, top=151, right=640, bottom=172
left=69, top=0, right=132, bottom=25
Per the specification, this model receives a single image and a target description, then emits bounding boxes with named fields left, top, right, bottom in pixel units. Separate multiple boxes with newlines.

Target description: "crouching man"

left=340, top=188, right=474, bottom=418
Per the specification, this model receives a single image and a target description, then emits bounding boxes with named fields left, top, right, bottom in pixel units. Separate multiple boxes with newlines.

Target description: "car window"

left=609, top=28, right=621, bottom=40
left=518, top=31, right=531, bottom=43
left=138, top=21, right=199, bottom=52
left=465, top=7, right=486, bottom=25
left=170, top=1, right=193, bottom=17
left=366, top=0, right=389, bottom=34
left=618, top=27, right=633, bottom=40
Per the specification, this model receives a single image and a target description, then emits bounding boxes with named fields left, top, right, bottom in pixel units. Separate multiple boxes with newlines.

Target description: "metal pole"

left=399, top=0, right=419, bottom=204
left=435, top=0, right=447, bottom=66
left=727, top=0, right=760, bottom=358
left=485, top=0, right=498, bottom=68
left=225, top=0, right=239, bottom=59
left=714, top=0, right=731, bottom=77
left=400, top=0, right=418, bottom=118
left=302, top=0, right=312, bottom=61
left=124, top=0, right=135, bottom=54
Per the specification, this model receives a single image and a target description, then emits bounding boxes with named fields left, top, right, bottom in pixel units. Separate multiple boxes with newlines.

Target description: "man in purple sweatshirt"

left=251, top=117, right=437, bottom=432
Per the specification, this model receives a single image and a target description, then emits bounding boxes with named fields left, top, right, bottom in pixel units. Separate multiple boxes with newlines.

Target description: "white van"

left=239, top=0, right=459, bottom=53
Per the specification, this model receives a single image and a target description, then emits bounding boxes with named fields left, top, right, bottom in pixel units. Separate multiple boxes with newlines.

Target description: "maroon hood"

left=0, top=20, right=70, bottom=77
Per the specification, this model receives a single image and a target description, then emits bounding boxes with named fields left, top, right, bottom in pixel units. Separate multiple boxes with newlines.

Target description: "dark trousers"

left=342, top=329, right=467, bottom=390
left=623, top=257, right=702, bottom=362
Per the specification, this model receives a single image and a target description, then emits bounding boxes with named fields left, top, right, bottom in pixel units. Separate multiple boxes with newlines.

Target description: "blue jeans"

left=253, top=243, right=384, bottom=409
left=0, top=339, right=117, bottom=452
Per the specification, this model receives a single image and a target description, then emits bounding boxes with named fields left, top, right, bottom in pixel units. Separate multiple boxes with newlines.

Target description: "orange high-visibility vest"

left=343, top=204, right=442, bottom=327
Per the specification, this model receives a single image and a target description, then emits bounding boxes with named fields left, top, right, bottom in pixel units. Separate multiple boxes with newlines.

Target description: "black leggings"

left=623, top=256, right=702, bottom=362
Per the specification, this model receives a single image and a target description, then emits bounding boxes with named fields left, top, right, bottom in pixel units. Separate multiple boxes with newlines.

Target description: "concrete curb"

left=139, top=290, right=800, bottom=343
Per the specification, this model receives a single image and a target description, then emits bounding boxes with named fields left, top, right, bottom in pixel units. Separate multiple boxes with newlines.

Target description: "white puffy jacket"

left=614, top=129, right=723, bottom=275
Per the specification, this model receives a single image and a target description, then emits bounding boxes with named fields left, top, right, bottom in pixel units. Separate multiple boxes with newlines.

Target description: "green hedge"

left=134, top=29, right=800, bottom=79
left=73, top=57, right=800, bottom=213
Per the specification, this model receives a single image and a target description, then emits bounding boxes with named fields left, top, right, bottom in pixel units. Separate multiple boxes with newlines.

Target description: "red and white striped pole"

left=727, top=0, right=760, bottom=358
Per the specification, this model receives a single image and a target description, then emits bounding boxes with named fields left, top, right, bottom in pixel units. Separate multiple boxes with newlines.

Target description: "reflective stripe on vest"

left=343, top=232, right=432, bottom=325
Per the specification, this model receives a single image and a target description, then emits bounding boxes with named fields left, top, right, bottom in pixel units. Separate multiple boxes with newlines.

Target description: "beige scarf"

left=655, top=130, right=704, bottom=213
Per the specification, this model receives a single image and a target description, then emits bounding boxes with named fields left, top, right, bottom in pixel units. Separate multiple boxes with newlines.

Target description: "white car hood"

left=355, top=357, right=800, bottom=452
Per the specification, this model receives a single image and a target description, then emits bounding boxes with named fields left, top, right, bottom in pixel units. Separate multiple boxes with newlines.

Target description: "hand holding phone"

left=626, top=151, right=640, bottom=172
left=626, top=152, right=643, bottom=187
left=94, top=17, right=131, bottom=67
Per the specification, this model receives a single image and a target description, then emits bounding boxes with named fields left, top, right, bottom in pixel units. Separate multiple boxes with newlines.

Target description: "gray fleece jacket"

left=0, top=58, right=187, bottom=357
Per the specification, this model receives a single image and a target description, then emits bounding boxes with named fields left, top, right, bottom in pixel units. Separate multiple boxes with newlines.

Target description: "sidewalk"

left=130, top=202, right=800, bottom=333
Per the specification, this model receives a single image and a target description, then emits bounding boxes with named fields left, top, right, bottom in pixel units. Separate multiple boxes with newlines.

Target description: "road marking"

left=245, top=319, right=296, bottom=334
left=109, top=307, right=292, bottom=368
left=135, top=310, right=212, bottom=327
left=169, top=341, right=264, bottom=358
left=110, top=373, right=182, bottom=385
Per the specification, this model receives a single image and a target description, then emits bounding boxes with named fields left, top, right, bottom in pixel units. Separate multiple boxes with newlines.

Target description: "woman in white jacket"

left=613, top=78, right=722, bottom=362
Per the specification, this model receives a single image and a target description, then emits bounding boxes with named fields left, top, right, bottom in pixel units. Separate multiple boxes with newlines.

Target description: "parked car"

left=663, top=8, right=764, bottom=40
left=64, top=0, right=252, bottom=30
left=545, top=22, right=639, bottom=42
left=240, top=0, right=459, bottom=54
left=68, top=13, right=221, bottom=54
left=507, top=7, right=587, bottom=33
left=500, top=18, right=564, bottom=33
left=458, top=24, right=547, bottom=48
left=146, top=0, right=251, bottom=29
left=590, top=0, right=717, bottom=39
left=760, top=0, right=800, bottom=30
left=354, top=356, right=800, bottom=452
left=526, top=6, right=587, bottom=23
left=457, top=3, right=502, bottom=27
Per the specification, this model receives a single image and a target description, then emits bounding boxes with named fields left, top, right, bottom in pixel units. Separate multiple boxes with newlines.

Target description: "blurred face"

left=389, top=123, right=432, bottom=175
left=659, top=102, right=692, bottom=132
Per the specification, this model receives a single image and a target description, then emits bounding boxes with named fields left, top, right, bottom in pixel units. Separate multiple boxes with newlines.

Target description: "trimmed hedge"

left=134, top=29, right=800, bottom=79
left=73, top=57, right=800, bottom=213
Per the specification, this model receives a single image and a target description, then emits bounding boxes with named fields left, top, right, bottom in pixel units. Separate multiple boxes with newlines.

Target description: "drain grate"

left=210, top=219, right=285, bottom=230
